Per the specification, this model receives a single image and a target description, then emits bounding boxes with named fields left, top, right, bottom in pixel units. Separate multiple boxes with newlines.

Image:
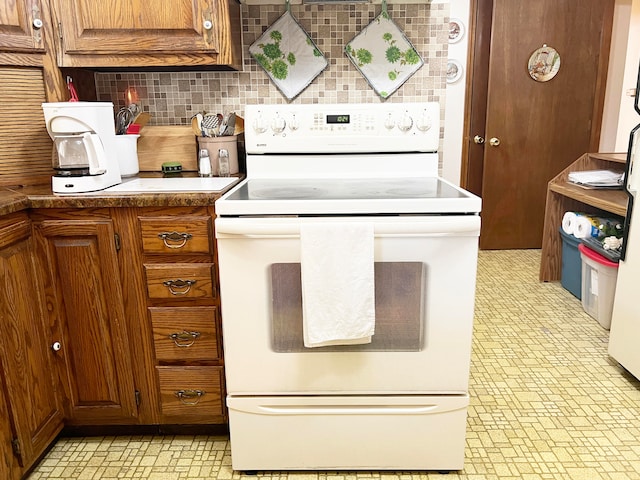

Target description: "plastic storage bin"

left=578, top=243, right=619, bottom=329
left=559, top=228, right=582, bottom=299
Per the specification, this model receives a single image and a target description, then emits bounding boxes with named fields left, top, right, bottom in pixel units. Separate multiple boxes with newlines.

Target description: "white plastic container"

left=114, top=134, right=140, bottom=177
left=578, top=243, right=619, bottom=329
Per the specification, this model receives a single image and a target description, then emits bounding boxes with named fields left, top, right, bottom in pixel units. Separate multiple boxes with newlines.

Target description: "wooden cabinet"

left=31, top=209, right=139, bottom=425
left=23, top=205, right=227, bottom=429
left=137, top=206, right=226, bottom=424
left=0, top=0, right=64, bottom=96
left=540, top=152, right=628, bottom=282
left=0, top=0, right=46, bottom=56
left=0, top=211, right=63, bottom=478
left=0, top=0, right=66, bottom=188
left=0, top=385, right=17, bottom=480
left=51, top=0, right=243, bottom=69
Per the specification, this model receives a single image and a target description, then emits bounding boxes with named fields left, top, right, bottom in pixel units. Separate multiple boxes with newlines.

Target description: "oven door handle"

left=216, top=217, right=480, bottom=238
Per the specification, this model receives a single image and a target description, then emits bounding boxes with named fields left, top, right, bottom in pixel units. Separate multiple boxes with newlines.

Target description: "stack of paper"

left=567, top=170, right=624, bottom=189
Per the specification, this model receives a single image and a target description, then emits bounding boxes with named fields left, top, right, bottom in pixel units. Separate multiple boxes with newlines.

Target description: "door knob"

left=489, top=137, right=501, bottom=147
left=473, top=135, right=485, bottom=144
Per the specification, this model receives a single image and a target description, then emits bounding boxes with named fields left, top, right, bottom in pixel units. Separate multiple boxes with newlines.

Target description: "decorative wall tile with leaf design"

left=345, top=9, right=424, bottom=99
left=249, top=11, right=328, bottom=101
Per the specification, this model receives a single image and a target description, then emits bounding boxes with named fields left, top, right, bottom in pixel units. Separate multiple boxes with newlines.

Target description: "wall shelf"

left=539, top=152, right=628, bottom=282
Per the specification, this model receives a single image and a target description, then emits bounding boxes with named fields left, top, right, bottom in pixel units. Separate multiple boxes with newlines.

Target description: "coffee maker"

left=42, top=102, right=121, bottom=193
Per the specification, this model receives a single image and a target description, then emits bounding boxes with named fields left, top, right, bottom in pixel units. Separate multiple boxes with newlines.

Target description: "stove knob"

left=384, top=113, right=395, bottom=130
left=289, top=114, right=299, bottom=131
left=416, top=112, right=432, bottom=132
left=252, top=114, right=267, bottom=134
left=271, top=115, right=286, bottom=134
left=398, top=113, right=414, bottom=132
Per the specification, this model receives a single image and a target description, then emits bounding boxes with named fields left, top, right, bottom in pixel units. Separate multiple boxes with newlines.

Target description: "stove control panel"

left=244, top=102, right=440, bottom=154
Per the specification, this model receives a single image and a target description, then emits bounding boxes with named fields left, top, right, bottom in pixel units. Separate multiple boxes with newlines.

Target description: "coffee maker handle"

left=83, top=132, right=107, bottom=175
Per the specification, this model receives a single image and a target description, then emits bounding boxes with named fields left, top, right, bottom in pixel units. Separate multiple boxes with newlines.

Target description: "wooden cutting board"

left=137, top=126, right=197, bottom=172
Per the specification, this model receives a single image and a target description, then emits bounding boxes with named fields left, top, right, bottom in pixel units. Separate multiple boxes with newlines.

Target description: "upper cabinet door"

left=52, top=0, right=243, bottom=68
left=0, top=0, right=46, bottom=54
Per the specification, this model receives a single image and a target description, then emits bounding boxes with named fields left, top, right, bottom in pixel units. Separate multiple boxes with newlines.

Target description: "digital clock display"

left=326, top=114, right=350, bottom=124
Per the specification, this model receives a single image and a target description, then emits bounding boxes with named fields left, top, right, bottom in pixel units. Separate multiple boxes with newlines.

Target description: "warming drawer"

left=227, top=394, right=469, bottom=471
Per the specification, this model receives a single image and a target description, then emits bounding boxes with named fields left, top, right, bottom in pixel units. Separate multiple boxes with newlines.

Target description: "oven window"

left=270, top=262, right=424, bottom=352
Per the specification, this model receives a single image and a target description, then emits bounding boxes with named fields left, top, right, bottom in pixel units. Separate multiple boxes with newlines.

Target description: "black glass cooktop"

left=225, top=177, right=468, bottom=201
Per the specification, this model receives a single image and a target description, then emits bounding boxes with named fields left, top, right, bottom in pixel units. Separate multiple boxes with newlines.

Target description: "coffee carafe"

left=42, top=102, right=121, bottom=193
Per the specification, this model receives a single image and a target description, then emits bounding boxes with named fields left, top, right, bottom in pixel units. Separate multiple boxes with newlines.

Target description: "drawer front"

left=139, top=217, right=212, bottom=254
left=157, top=366, right=225, bottom=420
left=150, top=307, right=221, bottom=361
left=145, top=264, right=215, bottom=299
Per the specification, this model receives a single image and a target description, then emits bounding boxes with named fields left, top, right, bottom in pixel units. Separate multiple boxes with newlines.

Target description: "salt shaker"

left=218, top=148, right=230, bottom=177
left=198, top=148, right=212, bottom=177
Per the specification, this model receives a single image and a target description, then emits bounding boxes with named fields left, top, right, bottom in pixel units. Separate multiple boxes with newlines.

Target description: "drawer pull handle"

left=175, top=389, right=206, bottom=405
left=158, top=231, right=193, bottom=249
left=169, top=330, right=201, bottom=347
left=163, top=279, right=196, bottom=295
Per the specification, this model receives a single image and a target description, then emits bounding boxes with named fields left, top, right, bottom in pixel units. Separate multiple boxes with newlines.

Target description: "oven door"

left=216, top=215, right=480, bottom=395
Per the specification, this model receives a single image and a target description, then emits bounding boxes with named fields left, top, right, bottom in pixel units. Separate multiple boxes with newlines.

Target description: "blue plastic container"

left=559, top=228, right=582, bottom=299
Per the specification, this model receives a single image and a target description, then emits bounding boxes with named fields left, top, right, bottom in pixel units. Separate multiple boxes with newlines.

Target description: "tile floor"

left=28, top=250, right=640, bottom=480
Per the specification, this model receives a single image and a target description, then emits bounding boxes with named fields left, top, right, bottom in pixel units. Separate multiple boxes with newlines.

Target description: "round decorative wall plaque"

left=449, top=18, right=465, bottom=44
left=528, top=45, right=561, bottom=82
left=446, top=59, right=463, bottom=84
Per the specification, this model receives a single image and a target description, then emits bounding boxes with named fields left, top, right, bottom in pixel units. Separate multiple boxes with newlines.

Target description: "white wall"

left=600, top=0, right=640, bottom=152
left=442, top=0, right=470, bottom=184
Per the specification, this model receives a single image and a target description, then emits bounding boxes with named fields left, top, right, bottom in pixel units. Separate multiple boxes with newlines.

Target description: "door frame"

left=460, top=0, right=492, bottom=196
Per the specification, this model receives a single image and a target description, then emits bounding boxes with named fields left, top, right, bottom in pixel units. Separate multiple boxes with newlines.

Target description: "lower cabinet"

left=157, top=365, right=225, bottom=422
left=136, top=206, right=227, bottom=424
left=0, top=212, right=64, bottom=479
left=0, top=203, right=228, bottom=476
left=151, top=307, right=226, bottom=422
left=31, top=209, right=139, bottom=425
left=15, top=205, right=227, bottom=435
left=0, top=387, right=17, bottom=480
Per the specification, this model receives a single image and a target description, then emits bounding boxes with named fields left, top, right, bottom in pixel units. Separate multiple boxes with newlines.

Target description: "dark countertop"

left=0, top=189, right=31, bottom=216
left=0, top=174, right=243, bottom=214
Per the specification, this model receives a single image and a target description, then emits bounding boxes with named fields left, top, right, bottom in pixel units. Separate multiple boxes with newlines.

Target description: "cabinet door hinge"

left=57, top=21, right=63, bottom=40
left=114, top=233, right=121, bottom=251
left=11, top=437, right=21, bottom=458
left=135, top=389, right=141, bottom=407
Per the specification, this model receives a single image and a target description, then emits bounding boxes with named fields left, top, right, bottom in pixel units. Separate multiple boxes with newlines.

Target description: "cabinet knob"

left=33, top=18, right=43, bottom=29
left=52, top=341, right=62, bottom=352
left=203, top=20, right=213, bottom=30
left=489, top=137, right=501, bottom=147
left=473, top=135, right=485, bottom=144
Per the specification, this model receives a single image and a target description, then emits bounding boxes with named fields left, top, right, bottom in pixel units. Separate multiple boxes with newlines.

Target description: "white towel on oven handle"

left=300, top=222, right=376, bottom=348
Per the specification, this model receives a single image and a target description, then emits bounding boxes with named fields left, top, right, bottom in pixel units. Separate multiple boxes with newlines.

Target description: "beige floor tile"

left=27, top=250, right=640, bottom=479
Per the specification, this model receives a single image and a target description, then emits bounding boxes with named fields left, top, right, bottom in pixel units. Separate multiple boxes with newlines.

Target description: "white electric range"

left=215, top=103, right=481, bottom=472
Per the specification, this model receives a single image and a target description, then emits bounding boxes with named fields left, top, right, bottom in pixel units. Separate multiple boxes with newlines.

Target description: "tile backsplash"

left=95, top=2, right=449, bottom=126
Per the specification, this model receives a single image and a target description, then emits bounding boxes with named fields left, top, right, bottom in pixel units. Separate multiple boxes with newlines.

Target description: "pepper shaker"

left=218, top=148, right=230, bottom=177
